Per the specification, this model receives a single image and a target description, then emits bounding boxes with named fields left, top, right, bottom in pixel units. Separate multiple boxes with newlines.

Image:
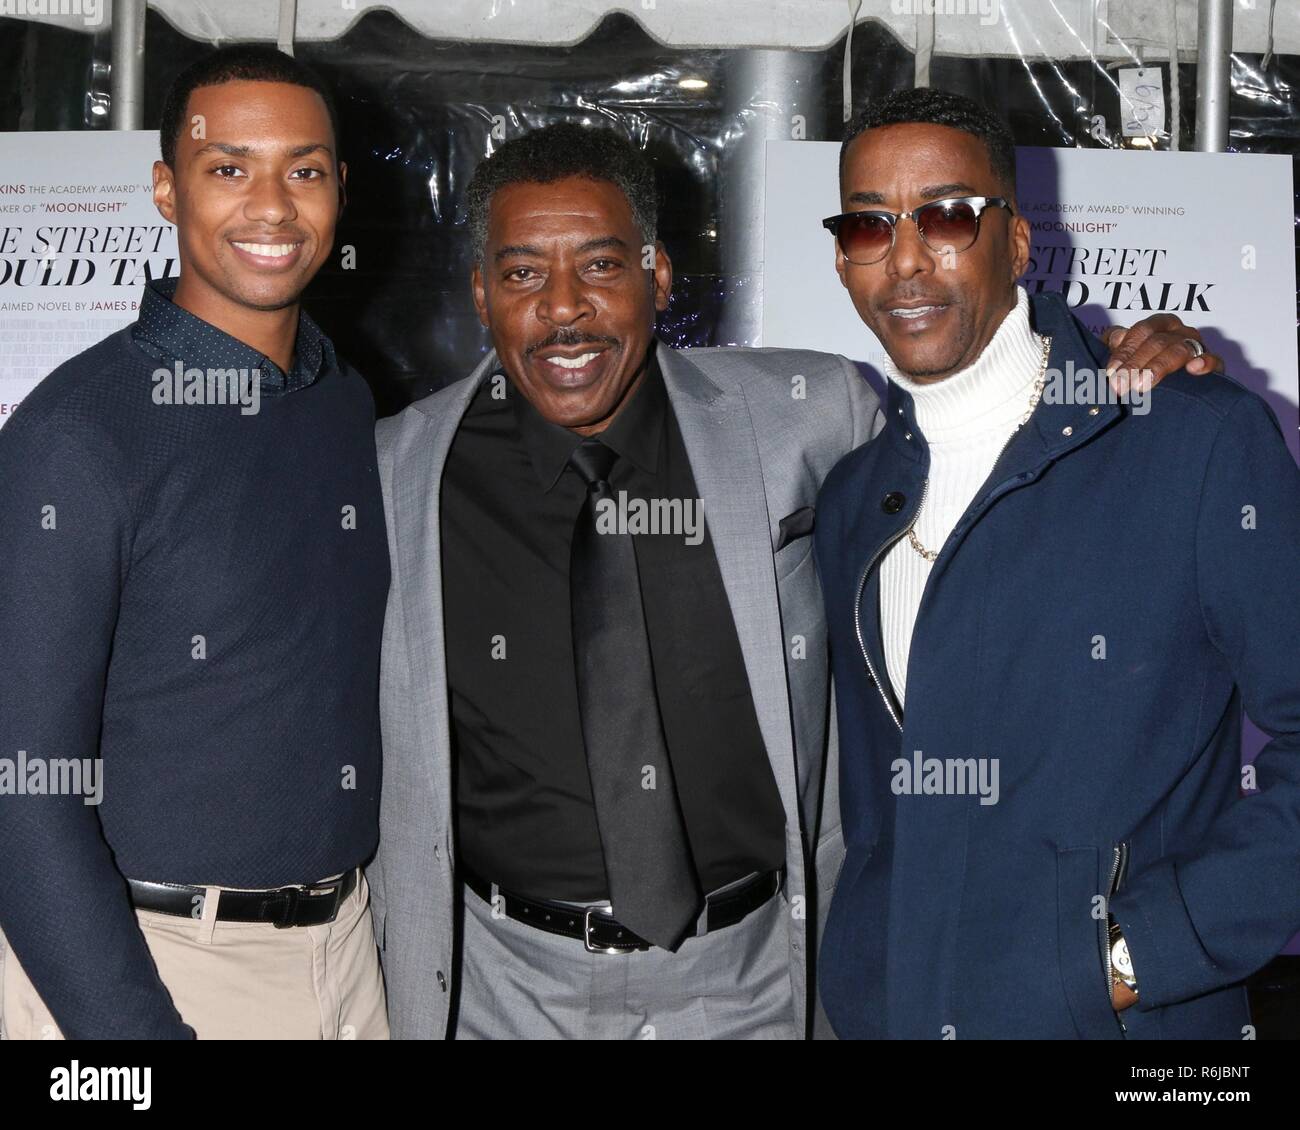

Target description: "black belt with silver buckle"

left=126, top=868, right=358, bottom=929
left=463, top=867, right=782, bottom=954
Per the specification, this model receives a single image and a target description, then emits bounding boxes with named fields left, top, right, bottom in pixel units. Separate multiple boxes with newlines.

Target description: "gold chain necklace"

left=905, top=334, right=1052, bottom=563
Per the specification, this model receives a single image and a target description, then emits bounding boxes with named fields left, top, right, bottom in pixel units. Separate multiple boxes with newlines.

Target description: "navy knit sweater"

left=0, top=278, right=389, bottom=1039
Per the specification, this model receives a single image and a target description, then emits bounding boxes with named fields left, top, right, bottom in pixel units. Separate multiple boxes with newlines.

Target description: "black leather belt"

left=463, top=867, right=782, bottom=954
left=127, top=868, right=358, bottom=929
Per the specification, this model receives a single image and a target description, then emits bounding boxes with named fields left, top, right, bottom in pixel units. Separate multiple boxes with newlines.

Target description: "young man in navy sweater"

left=0, top=47, right=389, bottom=1039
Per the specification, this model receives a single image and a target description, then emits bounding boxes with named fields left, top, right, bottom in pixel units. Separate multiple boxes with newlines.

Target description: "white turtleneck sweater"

left=879, top=286, right=1046, bottom=708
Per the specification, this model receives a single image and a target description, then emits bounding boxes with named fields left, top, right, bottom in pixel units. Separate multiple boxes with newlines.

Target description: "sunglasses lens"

left=837, top=213, right=893, bottom=264
left=917, top=201, right=979, bottom=253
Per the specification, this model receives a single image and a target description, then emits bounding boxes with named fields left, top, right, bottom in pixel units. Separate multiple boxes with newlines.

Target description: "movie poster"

left=0, top=130, right=174, bottom=429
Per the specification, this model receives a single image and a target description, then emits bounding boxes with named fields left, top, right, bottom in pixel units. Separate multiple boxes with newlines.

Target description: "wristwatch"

left=1108, top=916, right=1139, bottom=998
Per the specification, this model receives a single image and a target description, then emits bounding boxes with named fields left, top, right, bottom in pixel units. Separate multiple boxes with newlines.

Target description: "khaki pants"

left=0, top=871, right=388, bottom=1040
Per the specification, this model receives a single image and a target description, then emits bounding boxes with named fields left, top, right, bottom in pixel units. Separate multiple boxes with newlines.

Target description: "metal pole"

left=277, top=0, right=298, bottom=56
left=109, top=0, right=146, bottom=130
left=718, top=49, right=826, bottom=346
left=915, top=7, right=935, bottom=88
left=1194, top=0, right=1232, bottom=152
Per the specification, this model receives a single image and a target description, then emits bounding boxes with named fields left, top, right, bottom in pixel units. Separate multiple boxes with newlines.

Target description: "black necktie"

left=567, top=436, right=702, bottom=949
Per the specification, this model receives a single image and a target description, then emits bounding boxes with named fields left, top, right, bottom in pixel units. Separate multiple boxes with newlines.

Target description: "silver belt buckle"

left=272, top=871, right=348, bottom=928
left=583, top=906, right=640, bottom=955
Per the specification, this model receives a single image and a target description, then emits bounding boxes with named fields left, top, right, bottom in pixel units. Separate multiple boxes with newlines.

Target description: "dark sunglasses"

left=822, top=195, right=1013, bottom=265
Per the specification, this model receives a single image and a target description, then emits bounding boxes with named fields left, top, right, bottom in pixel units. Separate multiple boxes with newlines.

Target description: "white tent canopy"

left=8, top=0, right=1297, bottom=59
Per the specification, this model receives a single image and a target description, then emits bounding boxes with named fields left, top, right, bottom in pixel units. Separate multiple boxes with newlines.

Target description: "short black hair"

left=465, top=123, right=658, bottom=264
left=840, top=87, right=1017, bottom=201
left=159, top=45, right=340, bottom=168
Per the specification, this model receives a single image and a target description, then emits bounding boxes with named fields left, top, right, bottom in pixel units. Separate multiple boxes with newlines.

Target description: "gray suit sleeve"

left=833, top=354, right=883, bottom=453
left=364, top=418, right=399, bottom=958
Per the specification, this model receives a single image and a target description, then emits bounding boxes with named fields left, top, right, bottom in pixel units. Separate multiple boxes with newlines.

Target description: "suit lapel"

left=390, top=351, right=498, bottom=817
left=393, top=342, right=804, bottom=849
left=658, top=343, right=802, bottom=839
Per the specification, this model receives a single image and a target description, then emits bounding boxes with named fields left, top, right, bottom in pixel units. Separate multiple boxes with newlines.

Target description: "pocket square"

left=775, top=506, right=816, bottom=551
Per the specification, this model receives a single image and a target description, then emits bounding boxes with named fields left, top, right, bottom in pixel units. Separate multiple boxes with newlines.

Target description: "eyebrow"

left=846, top=182, right=981, bottom=207
left=192, top=142, right=334, bottom=160
left=494, top=235, right=630, bottom=261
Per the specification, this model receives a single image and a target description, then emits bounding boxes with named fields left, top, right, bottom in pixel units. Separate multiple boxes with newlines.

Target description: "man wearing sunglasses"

left=814, top=87, right=1300, bottom=1039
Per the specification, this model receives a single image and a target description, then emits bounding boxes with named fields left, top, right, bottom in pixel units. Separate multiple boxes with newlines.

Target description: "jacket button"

left=882, top=491, right=905, bottom=514
left=437, top=971, right=447, bottom=992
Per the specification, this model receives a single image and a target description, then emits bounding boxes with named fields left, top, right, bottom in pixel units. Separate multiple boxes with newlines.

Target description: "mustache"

left=525, top=329, right=620, bottom=356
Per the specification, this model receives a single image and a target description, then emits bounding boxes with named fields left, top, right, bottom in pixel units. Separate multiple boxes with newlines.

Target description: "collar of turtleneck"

left=883, top=286, right=1046, bottom=447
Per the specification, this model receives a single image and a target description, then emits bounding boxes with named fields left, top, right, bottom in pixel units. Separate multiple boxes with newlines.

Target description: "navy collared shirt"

left=132, top=274, right=330, bottom=394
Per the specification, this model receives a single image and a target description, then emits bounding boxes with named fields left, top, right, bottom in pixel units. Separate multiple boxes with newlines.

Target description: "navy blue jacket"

left=814, top=290, right=1300, bottom=1039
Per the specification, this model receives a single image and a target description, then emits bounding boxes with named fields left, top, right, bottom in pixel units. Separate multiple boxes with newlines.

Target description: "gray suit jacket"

left=367, top=339, right=880, bottom=1039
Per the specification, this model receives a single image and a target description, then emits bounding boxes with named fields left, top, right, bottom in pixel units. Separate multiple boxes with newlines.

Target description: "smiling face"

left=152, top=79, right=344, bottom=320
left=835, top=122, right=1030, bottom=382
left=472, top=175, right=672, bottom=435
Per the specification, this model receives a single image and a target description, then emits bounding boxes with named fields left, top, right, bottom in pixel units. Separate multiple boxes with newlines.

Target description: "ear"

left=471, top=262, right=489, bottom=328
left=833, top=242, right=848, bottom=290
left=152, top=159, right=177, bottom=224
left=1009, top=211, right=1031, bottom=282
left=651, top=240, right=673, bottom=313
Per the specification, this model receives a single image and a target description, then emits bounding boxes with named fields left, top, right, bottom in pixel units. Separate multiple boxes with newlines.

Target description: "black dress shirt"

left=441, top=348, right=785, bottom=901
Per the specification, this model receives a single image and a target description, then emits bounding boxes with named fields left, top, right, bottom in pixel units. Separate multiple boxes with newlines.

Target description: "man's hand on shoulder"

left=1101, top=314, right=1224, bottom=395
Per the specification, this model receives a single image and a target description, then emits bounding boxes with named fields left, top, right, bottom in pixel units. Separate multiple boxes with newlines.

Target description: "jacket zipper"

left=851, top=394, right=1054, bottom=734
left=852, top=478, right=929, bottom=732
left=1101, top=840, right=1130, bottom=1034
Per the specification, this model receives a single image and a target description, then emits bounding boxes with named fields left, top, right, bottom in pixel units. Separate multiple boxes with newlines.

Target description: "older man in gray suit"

left=366, top=123, right=1214, bottom=1040
left=367, top=124, right=874, bottom=1040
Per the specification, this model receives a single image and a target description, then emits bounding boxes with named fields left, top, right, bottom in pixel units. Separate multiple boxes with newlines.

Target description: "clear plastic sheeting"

left=0, top=2, right=1297, bottom=411
left=1, top=4, right=1295, bottom=408
left=6, top=0, right=1299, bottom=56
